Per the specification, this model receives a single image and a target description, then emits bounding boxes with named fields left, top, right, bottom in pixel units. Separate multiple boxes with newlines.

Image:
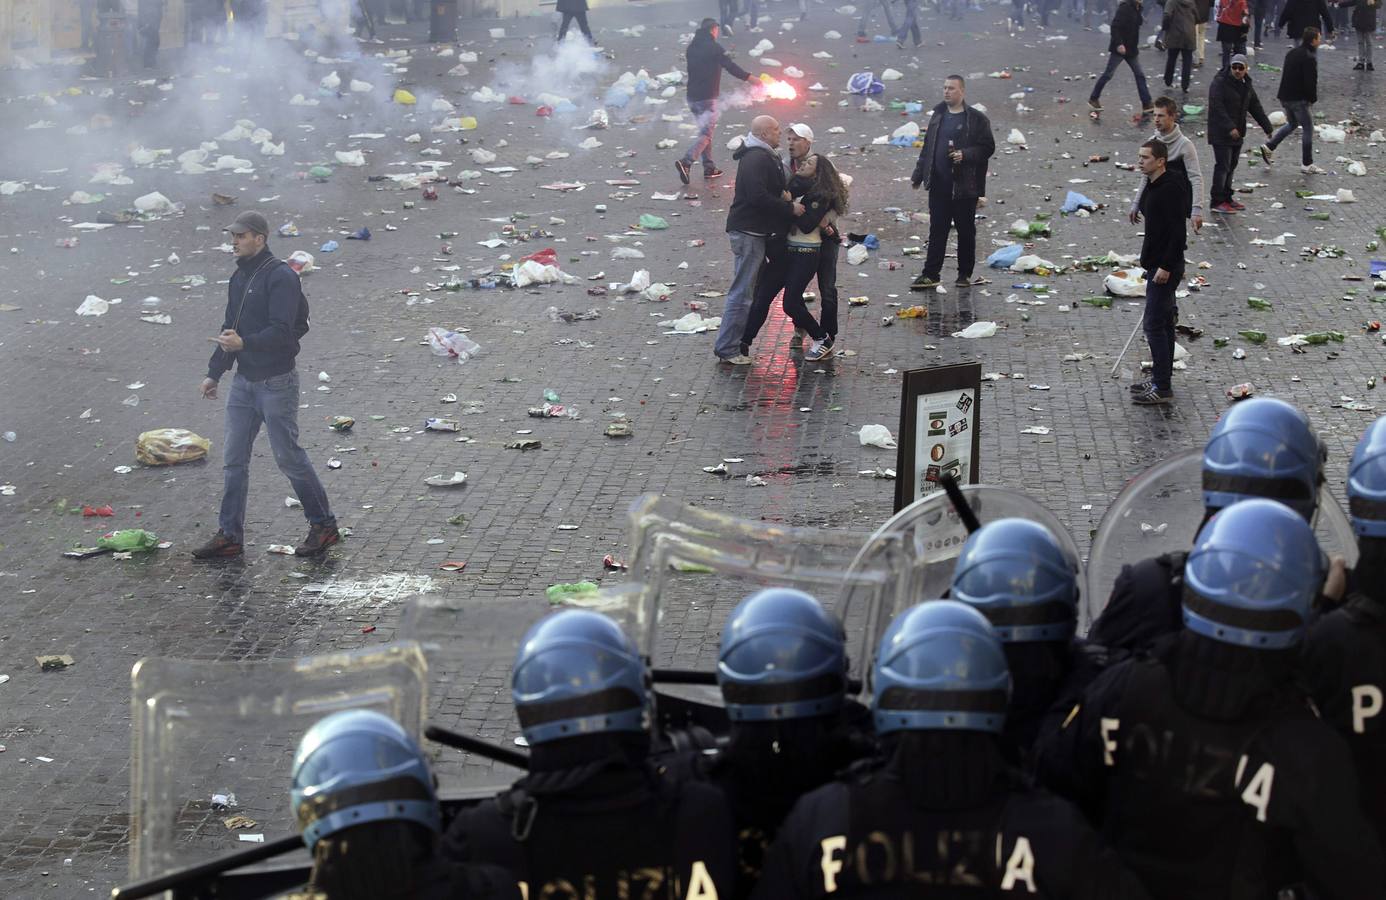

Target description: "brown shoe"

left=192, top=531, right=243, bottom=559
left=295, top=523, right=340, bottom=556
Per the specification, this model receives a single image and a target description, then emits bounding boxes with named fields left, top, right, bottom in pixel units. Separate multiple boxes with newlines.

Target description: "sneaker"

left=192, top=530, right=243, bottom=559
left=296, top=523, right=340, bottom=556
left=1128, top=379, right=1154, bottom=393
left=675, top=159, right=691, bottom=185
left=722, top=23, right=735, bottom=35
left=1258, top=145, right=1273, bottom=164
left=718, top=353, right=754, bottom=366
left=703, top=167, right=725, bottom=179
left=1131, top=385, right=1174, bottom=406
left=1229, top=198, right=1246, bottom=210
left=804, top=339, right=832, bottom=361
left=791, top=328, right=806, bottom=348
left=1155, top=36, right=1166, bottom=51
left=1369, top=63, right=1375, bottom=71
left=1300, top=163, right=1327, bottom=174
left=1087, top=98, right=1102, bottom=111
left=955, top=275, right=984, bottom=287
left=896, top=38, right=906, bottom=49
left=1212, top=201, right=1237, bottom=214
left=910, top=273, right=940, bottom=291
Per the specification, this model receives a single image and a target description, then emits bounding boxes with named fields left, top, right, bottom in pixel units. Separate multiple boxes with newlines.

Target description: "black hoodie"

left=1138, top=168, right=1188, bottom=277
left=687, top=30, right=752, bottom=103
left=725, top=140, right=794, bottom=235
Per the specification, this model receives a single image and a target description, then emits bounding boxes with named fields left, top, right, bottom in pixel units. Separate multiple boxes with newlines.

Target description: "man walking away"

left=858, top=0, right=899, bottom=37
left=1207, top=55, right=1273, bottom=213
left=1261, top=27, right=1324, bottom=172
left=719, top=0, right=739, bottom=33
left=716, top=117, right=804, bottom=366
left=1162, top=0, right=1198, bottom=92
left=1090, top=0, right=1155, bottom=114
left=1131, top=96, right=1205, bottom=233
left=677, top=19, right=755, bottom=185
left=1130, top=141, right=1187, bottom=407
left=909, top=76, right=996, bottom=291
left=896, top=0, right=923, bottom=47
left=1277, top=0, right=1334, bottom=40
left=555, top=0, right=594, bottom=44
left=1339, top=0, right=1378, bottom=69
left=195, top=211, right=338, bottom=559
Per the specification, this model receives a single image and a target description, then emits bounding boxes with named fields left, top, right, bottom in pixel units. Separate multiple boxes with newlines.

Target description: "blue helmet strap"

left=516, top=686, right=644, bottom=731
left=1350, top=494, right=1386, bottom=524
left=877, top=686, right=1008, bottom=715
left=1201, top=471, right=1314, bottom=504
left=295, top=776, right=434, bottom=833
left=1182, top=589, right=1305, bottom=634
left=719, top=671, right=844, bottom=707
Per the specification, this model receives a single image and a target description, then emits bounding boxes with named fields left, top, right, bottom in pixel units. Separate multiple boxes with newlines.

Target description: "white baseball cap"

left=788, top=123, right=815, bottom=141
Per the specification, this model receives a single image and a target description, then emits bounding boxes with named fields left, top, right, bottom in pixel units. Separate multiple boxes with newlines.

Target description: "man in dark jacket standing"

left=194, top=211, right=338, bottom=559
left=715, top=117, right=804, bottom=365
left=1131, top=140, right=1187, bottom=406
left=908, top=75, right=996, bottom=291
left=1261, top=27, right=1325, bottom=172
left=676, top=19, right=755, bottom=185
left=1090, top=0, right=1155, bottom=113
left=1207, top=55, right=1273, bottom=214
left=1277, top=0, right=1334, bottom=40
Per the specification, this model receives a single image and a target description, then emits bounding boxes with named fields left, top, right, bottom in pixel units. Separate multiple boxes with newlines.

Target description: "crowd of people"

left=265, top=396, right=1386, bottom=899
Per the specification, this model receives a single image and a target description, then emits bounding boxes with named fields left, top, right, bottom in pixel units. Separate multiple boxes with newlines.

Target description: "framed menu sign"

left=893, top=363, right=982, bottom=512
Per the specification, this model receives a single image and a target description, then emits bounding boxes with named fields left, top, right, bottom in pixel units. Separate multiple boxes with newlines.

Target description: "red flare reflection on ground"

left=764, top=79, right=798, bottom=100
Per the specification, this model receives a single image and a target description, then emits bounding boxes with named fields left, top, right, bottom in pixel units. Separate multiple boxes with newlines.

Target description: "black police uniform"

left=1038, top=633, right=1386, bottom=899
left=442, top=746, right=737, bottom=899
left=1003, top=639, right=1113, bottom=769
left=701, top=708, right=876, bottom=897
left=752, top=733, right=1152, bottom=899
left=1301, top=581, right=1386, bottom=857
left=1088, top=553, right=1188, bottom=652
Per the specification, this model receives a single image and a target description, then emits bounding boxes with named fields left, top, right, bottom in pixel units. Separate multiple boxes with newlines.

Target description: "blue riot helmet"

left=717, top=588, right=847, bottom=722
left=1183, top=498, right=1323, bottom=649
left=290, top=709, right=440, bottom=851
left=873, top=600, right=1011, bottom=735
left=1202, top=397, right=1324, bottom=520
left=949, top=518, right=1078, bottom=642
left=1348, top=417, right=1386, bottom=538
left=512, top=609, right=649, bottom=746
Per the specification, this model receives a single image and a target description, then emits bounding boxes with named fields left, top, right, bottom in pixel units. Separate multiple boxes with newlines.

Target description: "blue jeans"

left=219, top=370, right=334, bottom=541
left=681, top=99, right=719, bottom=170
left=1143, top=278, right=1179, bottom=391
left=897, top=0, right=921, bottom=44
left=1091, top=52, right=1153, bottom=106
left=858, top=0, right=899, bottom=34
left=716, top=231, right=767, bottom=359
left=1266, top=99, right=1313, bottom=165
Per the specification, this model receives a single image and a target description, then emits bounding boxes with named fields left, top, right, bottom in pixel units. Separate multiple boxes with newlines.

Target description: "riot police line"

left=113, top=397, right=1386, bottom=900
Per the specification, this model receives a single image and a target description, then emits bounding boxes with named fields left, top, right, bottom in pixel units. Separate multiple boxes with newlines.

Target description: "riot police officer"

left=1039, top=499, right=1386, bottom=898
left=289, top=709, right=516, bottom=900
left=950, top=518, right=1108, bottom=766
left=753, top=601, right=1153, bottom=898
left=441, top=609, right=738, bottom=899
left=1091, top=397, right=1326, bottom=651
left=1301, top=416, right=1386, bottom=855
left=708, top=588, right=875, bottom=896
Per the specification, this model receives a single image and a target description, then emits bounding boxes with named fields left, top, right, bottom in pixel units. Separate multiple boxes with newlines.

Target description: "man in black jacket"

left=715, top=117, right=804, bottom=365
left=908, top=75, right=996, bottom=291
left=194, top=211, right=338, bottom=559
left=1261, top=27, right=1325, bottom=172
left=677, top=19, right=755, bottom=185
left=1089, top=0, right=1156, bottom=113
left=1207, top=55, right=1273, bottom=213
left=1131, top=140, right=1187, bottom=406
left=1277, top=0, right=1334, bottom=41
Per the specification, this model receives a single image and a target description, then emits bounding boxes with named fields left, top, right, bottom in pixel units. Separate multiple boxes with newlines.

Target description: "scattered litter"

left=858, top=424, right=897, bottom=449
left=953, top=321, right=999, bottom=339
left=424, top=471, right=468, bottom=487
left=36, top=655, right=75, bottom=671
left=136, top=429, right=210, bottom=466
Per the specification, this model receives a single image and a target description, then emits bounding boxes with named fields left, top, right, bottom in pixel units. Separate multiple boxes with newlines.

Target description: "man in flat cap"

left=194, top=211, right=339, bottom=559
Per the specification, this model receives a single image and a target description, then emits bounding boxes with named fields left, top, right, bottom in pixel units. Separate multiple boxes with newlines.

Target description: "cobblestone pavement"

left=0, top=0, right=1383, bottom=893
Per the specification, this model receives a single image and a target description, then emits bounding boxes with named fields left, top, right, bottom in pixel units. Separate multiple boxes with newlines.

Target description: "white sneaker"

left=719, top=353, right=754, bottom=366
left=805, top=339, right=829, bottom=361
left=1300, top=163, right=1327, bottom=174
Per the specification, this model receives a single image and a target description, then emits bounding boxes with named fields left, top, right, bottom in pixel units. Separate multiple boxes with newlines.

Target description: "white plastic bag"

left=76, top=295, right=110, bottom=316
left=1104, top=268, right=1147, bottom=297
left=953, top=321, right=999, bottom=339
left=1006, top=128, right=1027, bottom=145
left=426, top=327, right=482, bottom=363
left=847, top=243, right=870, bottom=265
left=858, top=424, right=898, bottom=449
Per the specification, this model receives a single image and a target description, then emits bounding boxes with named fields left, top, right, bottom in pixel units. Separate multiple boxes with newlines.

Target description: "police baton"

left=939, top=473, right=982, bottom=534
left=425, top=724, right=530, bottom=769
left=1110, top=312, right=1145, bottom=378
left=110, top=835, right=303, bottom=899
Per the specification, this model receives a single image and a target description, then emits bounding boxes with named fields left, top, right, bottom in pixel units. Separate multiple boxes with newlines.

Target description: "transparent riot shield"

left=621, top=494, right=903, bottom=702
left=129, top=642, right=427, bottom=883
left=1085, top=449, right=1360, bottom=633
left=396, top=585, right=647, bottom=792
left=843, top=484, right=1082, bottom=660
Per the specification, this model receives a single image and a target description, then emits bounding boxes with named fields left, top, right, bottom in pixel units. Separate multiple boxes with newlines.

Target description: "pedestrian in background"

left=1215, top=0, right=1251, bottom=69
left=858, top=0, right=899, bottom=37
left=1261, top=27, right=1325, bottom=172
left=909, top=76, right=996, bottom=290
left=195, top=211, right=339, bottom=559
left=715, top=117, right=804, bottom=366
left=1193, top=0, right=1212, bottom=67
left=556, top=0, right=594, bottom=44
left=1207, top=55, right=1273, bottom=213
left=136, top=0, right=163, bottom=68
left=1132, top=97, right=1205, bottom=232
left=677, top=19, right=755, bottom=185
left=1338, top=0, right=1378, bottom=69
left=1089, top=0, right=1155, bottom=114
left=1129, top=140, right=1188, bottom=406
left=1278, top=0, right=1334, bottom=41
left=896, top=0, right=922, bottom=48
left=1162, top=0, right=1198, bottom=92
left=719, top=0, right=740, bottom=33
